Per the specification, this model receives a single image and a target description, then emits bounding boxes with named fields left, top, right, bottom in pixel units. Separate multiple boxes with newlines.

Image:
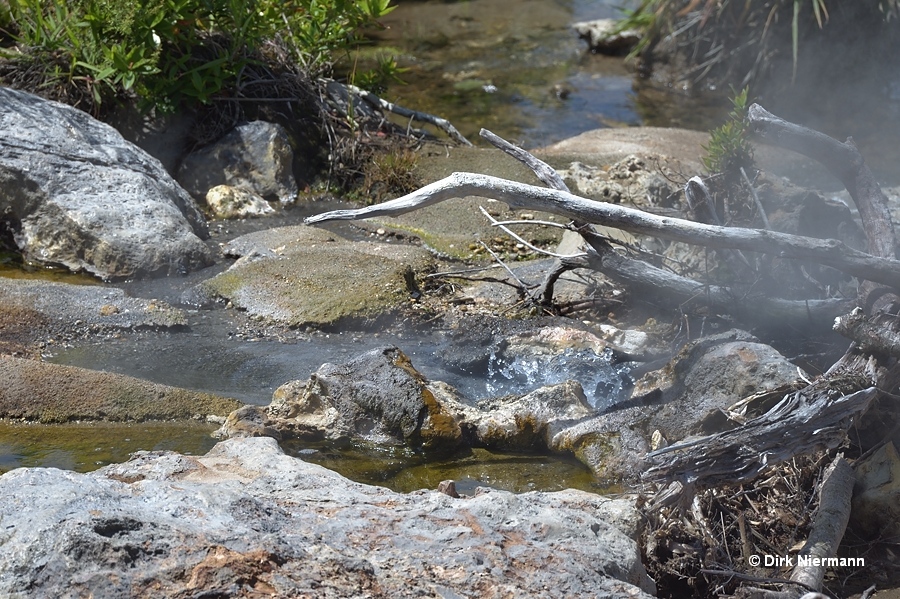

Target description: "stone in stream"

left=0, top=87, right=212, bottom=279
left=573, top=18, right=642, bottom=55
left=204, top=184, right=275, bottom=219
left=0, top=436, right=656, bottom=598
left=200, top=225, right=435, bottom=326
left=0, top=355, right=241, bottom=423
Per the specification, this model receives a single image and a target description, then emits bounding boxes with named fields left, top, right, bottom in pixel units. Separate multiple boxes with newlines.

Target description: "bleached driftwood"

left=305, top=171, right=900, bottom=290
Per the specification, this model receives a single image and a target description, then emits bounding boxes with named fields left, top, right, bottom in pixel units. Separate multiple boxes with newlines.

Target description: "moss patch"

left=202, top=226, right=435, bottom=326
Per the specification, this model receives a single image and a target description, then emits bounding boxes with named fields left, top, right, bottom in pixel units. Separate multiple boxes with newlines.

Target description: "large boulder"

left=0, top=436, right=656, bottom=598
left=0, top=87, right=212, bottom=279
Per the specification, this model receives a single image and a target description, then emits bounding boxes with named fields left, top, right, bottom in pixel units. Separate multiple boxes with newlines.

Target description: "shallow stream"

left=4, top=0, right=900, bottom=492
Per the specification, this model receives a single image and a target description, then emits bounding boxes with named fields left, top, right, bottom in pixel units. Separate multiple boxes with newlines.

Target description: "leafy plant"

left=702, top=86, right=754, bottom=177
left=2, top=0, right=396, bottom=115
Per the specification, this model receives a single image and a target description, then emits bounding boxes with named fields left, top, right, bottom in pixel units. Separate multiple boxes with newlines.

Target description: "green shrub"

left=702, top=87, right=754, bottom=177
left=1, top=0, right=395, bottom=114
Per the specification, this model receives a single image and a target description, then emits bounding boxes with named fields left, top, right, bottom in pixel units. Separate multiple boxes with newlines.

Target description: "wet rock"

left=0, top=278, right=187, bottom=356
left=0, top=87, right=212, bottom=279
left=177, top=120, right=298, bottom=203
left=493, top=327, right=636, bottom=410
left=851, top=441, right=900, bottom=539
left=574, top=18, right=642, bottom=55
left=0, top=356, right=241, bottom=423
left=222, top=346, right=465, bottom=450
left=200, top=225, right=434, bottom=326
left=219, top=345, right=632, bottom=477
left=633, top=330, right=804, bottom=441
left=468, top=380, right=596, bottom=449
left=204, top=184, right=275, bottom=219
left=0, top=437, right=655, bottom=598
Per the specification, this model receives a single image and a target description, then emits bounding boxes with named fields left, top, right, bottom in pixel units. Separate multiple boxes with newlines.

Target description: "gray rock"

left=634, top=330, right=804, bottom=441
left=0, top=87, right=213, bottom=279
left=222, top=346, right=466, bottom=450
left=200, top=225, right=434, bottom=326
left=851, top=441, right=900, bottom=540
left=556, top=154, right=680, bottom=212
left=0, top=436, right=656, bottom=598
left=0, top=277, right=186, bottom=333
left=177, top=120, right=298, bottom=203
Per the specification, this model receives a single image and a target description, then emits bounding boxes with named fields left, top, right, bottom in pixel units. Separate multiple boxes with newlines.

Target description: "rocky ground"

left=2, top=88, right=898, bottom=597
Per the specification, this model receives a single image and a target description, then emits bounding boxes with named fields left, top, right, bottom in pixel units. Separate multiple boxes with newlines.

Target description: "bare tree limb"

left=479, top=128, right=571, bottom=192
left=748, top=104, right=895, bottom=260
left=579, top=230, right=853, bottom=327
left=340, top=82, right=473, bottom=146
left=304, top=172, right=900, bottom=290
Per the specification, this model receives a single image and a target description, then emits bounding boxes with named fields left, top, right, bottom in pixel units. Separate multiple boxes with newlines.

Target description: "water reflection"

left=0, top=422, right=219, bottom=474
left=368, top=0, right=642, bottom=147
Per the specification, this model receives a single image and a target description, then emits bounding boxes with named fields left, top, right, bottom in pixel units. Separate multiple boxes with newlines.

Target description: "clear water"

left=484, top=347, right=633, bottom=410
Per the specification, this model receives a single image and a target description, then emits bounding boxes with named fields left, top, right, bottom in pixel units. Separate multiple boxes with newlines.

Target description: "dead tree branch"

left=344, top=82, right=473, bottom=146
left=748, top=104, right=895, bottom=261
left=304, top=172, right=900, bottom=290
left=644, top=387, right=876, bottom=488
left=579, top=230, right=853, bottom=327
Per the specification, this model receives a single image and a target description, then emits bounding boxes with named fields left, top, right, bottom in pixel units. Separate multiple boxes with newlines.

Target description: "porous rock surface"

left=0, top=436, right=656, bottom=598
left=0, top=277, right=187, bottom=356
left=204, top=184, right=275, bottom=219
left=0, top=87, right=212, bottom=279
left=632, top=329, right=804, bottom=442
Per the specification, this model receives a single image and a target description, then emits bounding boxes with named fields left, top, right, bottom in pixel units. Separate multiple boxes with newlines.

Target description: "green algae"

left=0, top=421, right=219, bottom=474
